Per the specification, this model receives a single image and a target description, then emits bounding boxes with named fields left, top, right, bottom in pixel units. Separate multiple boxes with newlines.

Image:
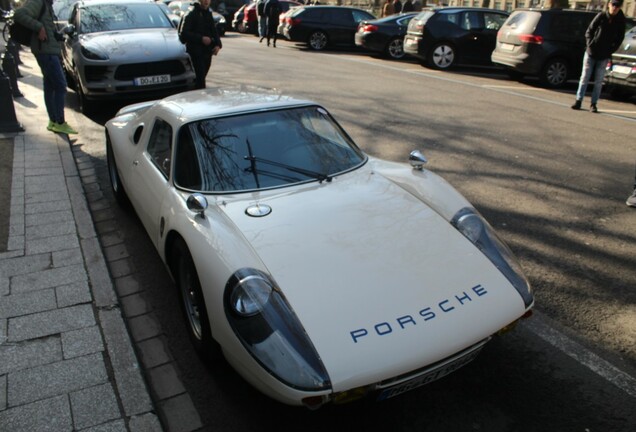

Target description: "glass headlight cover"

left=81, top=45, right=109, bottom=60
left=452, top=208, right=533, bottom=308
left=224, top=268, right=331, bottom=391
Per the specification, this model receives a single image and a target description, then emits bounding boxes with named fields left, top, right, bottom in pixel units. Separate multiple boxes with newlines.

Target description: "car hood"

left=222, top=164, right=526, bottom=391
left=79, top=28, right=186, bottom=60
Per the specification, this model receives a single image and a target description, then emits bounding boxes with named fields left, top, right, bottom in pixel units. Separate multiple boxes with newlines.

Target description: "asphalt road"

left=65, top=33, right=636, bottom=431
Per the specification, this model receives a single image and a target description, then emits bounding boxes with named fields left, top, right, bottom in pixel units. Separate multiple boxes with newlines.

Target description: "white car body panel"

left=106, top=88, right=533, bottom=406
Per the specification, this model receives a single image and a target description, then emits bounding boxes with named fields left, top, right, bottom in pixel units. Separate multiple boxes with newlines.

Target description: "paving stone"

left=92, top=208, right=115, bottom=223
left=158, top=393, right=203, bottom=432
left=11, top=263, right=86, bottom=295
left=70, top=383, right=120, bottom=430
left=24, top=190, right=68, bottom=205
left=103, top=243, right=129, bottom=262
left=100, top=231, right=124, bottom=248
left=121, top=293, right=152, bottom=318
left=25, top=209, right=74, bottom=227
left=0, top=374, right=6, bottom=411
left=137, top=337, right=171, bottom=369
left=94, top=219, right=119, bottom=235
left=52, top=247, right=83, bottom=268
left=0, top=253, right=50, bottom=278
left=0, top=395, right=72, bottom=432
left=8, top=304, right=95, bottom=342
left=81, top=237, right=118, bottom=308
left=25, top=166, right=64, bottom=177
left=114, top=275, right=142, bottom=297
left=56, top=281, right=92, bottom=308
left=26, top=221, right=75, bottom=240
left=81, top=419, right=127, bottom=432
left=129, top=413, right=163, bottom=432
left=128, top=314, right=162, bottom=342
left=0, top=319, right=6, bottom=344
left=26, top=233, right=80, bottom=255
left=0, top=336, right=62, bottom=375
left=67, top=175, right=97, bottom=241
left=0, top=288, right=56, bottom=319
left=61, top=325, right=104, bottom=359
left=147, top=363, right=186, bottom=400
left=24, top=198, right=71, bottom=215
left=8, top=353, right=107, bottom=406
left=99, top=309, right=152, bottom=416
left=109, top=258, right=134, bottom=279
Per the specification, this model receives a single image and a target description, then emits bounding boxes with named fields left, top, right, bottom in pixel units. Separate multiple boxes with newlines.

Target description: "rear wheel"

left=308, top=31, right=328, bottom=51
left=428, top=42, right=455, bottom=69
left=540, top=58, right=568, bottom=88
left=385, top=37, right=405, bottom=60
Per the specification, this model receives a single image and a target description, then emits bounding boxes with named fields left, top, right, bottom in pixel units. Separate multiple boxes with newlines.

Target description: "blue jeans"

left=35, top=54, right=67, bottom=124
left=575, top=52, right=609, bottom=105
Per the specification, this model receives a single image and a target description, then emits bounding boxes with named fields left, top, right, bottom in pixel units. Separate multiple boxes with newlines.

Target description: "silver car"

left=62, top=0, right=196, bottom=113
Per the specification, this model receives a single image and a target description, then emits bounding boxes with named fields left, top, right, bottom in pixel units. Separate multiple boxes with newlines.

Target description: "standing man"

left=180, top=0, right=222, bottom=89
left=14, top=0, right=78, bottom=134
left=263, top=0, right=281, bottom=47
left=257, top=0, right=267, bottom=42
left=571, top=0, right=625, bottom=113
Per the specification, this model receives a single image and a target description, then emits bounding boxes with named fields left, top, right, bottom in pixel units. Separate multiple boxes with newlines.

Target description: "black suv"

left=403, top=7, right=509, bottom=69
left=604, top=26, right=636, bottom=99
left=491, top=8, right=599, bottom=88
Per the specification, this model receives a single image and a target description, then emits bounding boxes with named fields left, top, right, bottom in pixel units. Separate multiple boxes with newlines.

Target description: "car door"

left=127, top=118, right=174, bottom=247
left=460, top=11, right=506, bottom=65
left=328, top=8, right=353, bottom=45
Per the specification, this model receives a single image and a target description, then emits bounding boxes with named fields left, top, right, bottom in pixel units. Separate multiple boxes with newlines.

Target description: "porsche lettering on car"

left=105, top=87, right=534, bottom=409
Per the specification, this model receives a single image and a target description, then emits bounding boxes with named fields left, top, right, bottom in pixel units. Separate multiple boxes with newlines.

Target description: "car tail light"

left=518, top=34, right=543, bottom=44
left=287, top=17, right=301, bottom=26
left=359, top=24, right=378, bottom=33
left=606, top=60, right=612, bottom=71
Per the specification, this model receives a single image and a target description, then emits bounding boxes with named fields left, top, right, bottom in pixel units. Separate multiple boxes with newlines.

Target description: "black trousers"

left=190, top=52, right=212, bottom=89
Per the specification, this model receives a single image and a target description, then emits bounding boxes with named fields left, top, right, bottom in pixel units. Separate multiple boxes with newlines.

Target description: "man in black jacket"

left=571, top=0, right=625, bottom=113
left=181, top=0, right=222, bottom=89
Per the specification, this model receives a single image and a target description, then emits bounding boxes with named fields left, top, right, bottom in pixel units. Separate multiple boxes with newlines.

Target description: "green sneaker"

left=50, top=121, right=78, bottom=135
left=47, top=121, right=55, bottom=131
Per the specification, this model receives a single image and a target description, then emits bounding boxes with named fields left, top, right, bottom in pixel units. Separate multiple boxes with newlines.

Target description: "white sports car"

left=105, top=87, right=534, bottom=409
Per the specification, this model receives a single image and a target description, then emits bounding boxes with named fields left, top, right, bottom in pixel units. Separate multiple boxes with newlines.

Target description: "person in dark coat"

left=263, top=0, right=281, bottom=47
left=180, top=0, right=222, bottom=89
left=402, top=0, right=414, bottom=12
left=571, top=0, right=625, bottom=113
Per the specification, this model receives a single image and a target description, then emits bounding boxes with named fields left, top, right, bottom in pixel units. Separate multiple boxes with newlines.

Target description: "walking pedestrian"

left=393, top=0, right=402, bottom=14
left=13, top=0, right=77, bottom=134
left=257, top=0, right=267, bottom=41
left=180, top=0, right=222, bottom=89
left=571, top=0, right=625, bottom=113
left=263, top=0, right=281, bottom=47
left=381, top=0, right=394, bottom=17
left=402, top=0, right=414, bottom=13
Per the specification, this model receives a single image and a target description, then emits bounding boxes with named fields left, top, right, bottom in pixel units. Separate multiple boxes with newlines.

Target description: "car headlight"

left=452, top=208, right=533, bottom=308
left=81, top=45, right=109, bottom=60
left=224, top=268, right=331, bottom=391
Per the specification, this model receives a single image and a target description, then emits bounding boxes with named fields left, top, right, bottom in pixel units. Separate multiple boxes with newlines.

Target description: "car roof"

left=151, top=88, right=317, bottom=124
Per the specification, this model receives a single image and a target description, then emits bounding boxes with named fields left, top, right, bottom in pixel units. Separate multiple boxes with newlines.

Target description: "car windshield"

left=79, top=3, right=172, bottom=33
left=174, top=106, right=366, bottom=193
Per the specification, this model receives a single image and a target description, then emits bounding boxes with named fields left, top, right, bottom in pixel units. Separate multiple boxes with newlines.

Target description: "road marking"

left=482, top=85, right=548, bottom=91
left=523, top=312, right=636, bottom=399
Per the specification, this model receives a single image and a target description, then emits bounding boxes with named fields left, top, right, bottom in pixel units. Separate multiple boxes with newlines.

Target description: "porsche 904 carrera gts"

left=105, top=87, right=534, bottom=409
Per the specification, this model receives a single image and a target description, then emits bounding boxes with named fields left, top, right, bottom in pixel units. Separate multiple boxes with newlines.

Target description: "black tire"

left=106, top=134, right=130, bottom=207
left=76, top=82, right=94, bottom=115
left=505, top=69, right=524, bottom=81
left=427, top=42, right=455, bottom=70
left=540, top=58, right=568, bottom=88
left=308, top=31, right=328, bottom=51
left=385, top=37, right=405, bottom=60
left=170, top=238, right=217, bottom=358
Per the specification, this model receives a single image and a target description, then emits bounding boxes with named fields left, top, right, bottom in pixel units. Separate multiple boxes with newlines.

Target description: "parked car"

left=403, top=7, right=508, bottom=70
left=242, top=0, right=300, bottom=35
left=232, top=3, right=247, bottom=32
left=213, top=0, right=247, bottom=25
left=105, top=86, right=534, bottom=408
left=604, top=26, right=636, bottom=99
left=491, top=8, right=598, bottom=88
left=282, top=5, right=375, bottom=51
left=355, top=12, right=418, bottom=60
left=61, top=0, right=196, bottom=113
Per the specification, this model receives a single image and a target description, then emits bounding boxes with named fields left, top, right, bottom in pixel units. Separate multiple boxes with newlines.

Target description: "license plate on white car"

left=376, top=341, right=486, bottom=401
left=612, top=65, right=632, bottom=75
left=133, top=74, right=171, bottom=86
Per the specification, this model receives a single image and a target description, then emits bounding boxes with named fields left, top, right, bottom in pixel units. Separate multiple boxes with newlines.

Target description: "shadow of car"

left=355, top=12, right=418, bottom=60
left=404, top=7, right=508, bottom=70
left=282, top=5, right=376, bottom=51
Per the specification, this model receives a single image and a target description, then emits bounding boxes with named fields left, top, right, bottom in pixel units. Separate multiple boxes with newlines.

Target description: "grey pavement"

left=0, top=43, right=163, bottom=430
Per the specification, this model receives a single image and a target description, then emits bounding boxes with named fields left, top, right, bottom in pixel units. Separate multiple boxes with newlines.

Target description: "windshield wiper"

left=243, top=155, right=332, bottom=183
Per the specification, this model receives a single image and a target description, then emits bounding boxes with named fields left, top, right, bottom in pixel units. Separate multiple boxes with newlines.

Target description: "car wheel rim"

left=310, top=32, right=326, bottom=50
left=547, top=63, right=566, bottom=86
left=180, top=258, right=203, bottom=341
left=433, top=45, right=454, bottom=68
left=388, top=39, right=404, bottom=59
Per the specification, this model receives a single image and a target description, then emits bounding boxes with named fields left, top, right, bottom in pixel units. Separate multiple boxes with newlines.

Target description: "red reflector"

left=361, top=24, right=378, bottom=32
left=519, top=34, right=543, bottom=44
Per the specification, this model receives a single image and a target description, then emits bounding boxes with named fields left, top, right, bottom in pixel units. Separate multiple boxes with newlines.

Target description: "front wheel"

left=308, top=31, right=328, bottom=51
left=106, top=134, right=129, bottom=207
left=540, top=58, right=568, bottom=88
left=428, top=42, right=455, bottom=69
left=385, top=37, right=405, bottom=60
left=171, top=238, right=216, bottom=358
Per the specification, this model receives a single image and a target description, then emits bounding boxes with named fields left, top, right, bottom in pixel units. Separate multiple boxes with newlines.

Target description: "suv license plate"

left=377, top=346, right=483, bottom=401
left=612, top=65, right=632, bottom=75
left=134, top=75, right=171, bottom=86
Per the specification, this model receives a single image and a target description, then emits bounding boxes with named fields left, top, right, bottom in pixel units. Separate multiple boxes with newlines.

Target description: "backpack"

left=10, top=2, right=46, bottom=47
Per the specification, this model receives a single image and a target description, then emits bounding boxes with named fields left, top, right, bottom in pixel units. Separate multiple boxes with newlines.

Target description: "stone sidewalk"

left=0, top=46, right=162, bottom=431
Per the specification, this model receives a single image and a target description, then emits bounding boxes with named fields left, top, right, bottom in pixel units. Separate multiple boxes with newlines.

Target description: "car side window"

left=352, top=10, right=371, bottom=24
left=484, top=13, right=507, bottom=31
left=147, top=119, right=173, bottom=179
left=331, top=9, right=351, bottom=25
left=461, top=11, right=482, bottom=31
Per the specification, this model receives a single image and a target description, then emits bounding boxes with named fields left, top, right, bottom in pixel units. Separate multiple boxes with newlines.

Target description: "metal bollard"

left=0, top=71, right=25, bottom=132
left=1, top=52, right=23, bottom=98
